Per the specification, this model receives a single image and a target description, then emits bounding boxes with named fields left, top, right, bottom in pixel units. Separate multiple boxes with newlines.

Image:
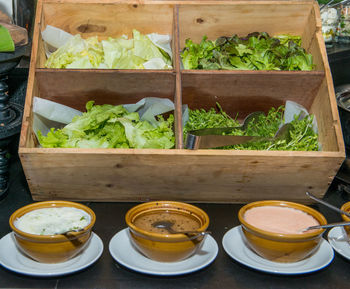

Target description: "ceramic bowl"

left=238, top=200, right=327, bottom=263
left=9, top=200, right=96, bottom=263
left=340, top=201, right=350, bottom=239
left=125, top=201, right=209, bottom=262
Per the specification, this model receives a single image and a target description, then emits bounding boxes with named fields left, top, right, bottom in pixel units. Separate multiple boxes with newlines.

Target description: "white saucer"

left=109, top=228, right=218, bottom=276
left=0, top=232, right=103, bottom=277
left=222, top=226, right=334, bottom=275
left=328, top=227, right=350, bottom=260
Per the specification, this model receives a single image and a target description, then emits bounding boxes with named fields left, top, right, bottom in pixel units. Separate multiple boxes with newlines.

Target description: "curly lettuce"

left=181, top=32, right=314, bottom=71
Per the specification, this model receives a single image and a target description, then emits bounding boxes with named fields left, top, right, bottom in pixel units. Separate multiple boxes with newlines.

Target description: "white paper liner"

left=41, top=25, right=74, bottom=58
left=284, top=100, right=318, bottom=133
left=33, top=97, right=175, bottom=141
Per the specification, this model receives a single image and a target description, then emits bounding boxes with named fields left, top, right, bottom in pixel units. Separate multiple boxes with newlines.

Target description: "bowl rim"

left=9, top=200, right=96, bottom=240
left=238, top=200, right=327, bottom=240
left=125, top=200, right=210, bottom=240
left=340, top=202, right=350, bottom=222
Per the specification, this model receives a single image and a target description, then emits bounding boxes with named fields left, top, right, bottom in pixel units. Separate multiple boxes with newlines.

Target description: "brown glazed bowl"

left=340, top=201, right=350, bottom=239
left=9, top=201, right=96, bottom=263
left=125, top=201, right=209, bottom=262
left=238, top=200, right=327, bottom=263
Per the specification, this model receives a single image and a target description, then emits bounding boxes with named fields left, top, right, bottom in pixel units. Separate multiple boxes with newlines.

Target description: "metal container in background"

left=336, top=85, right=350, bottom=149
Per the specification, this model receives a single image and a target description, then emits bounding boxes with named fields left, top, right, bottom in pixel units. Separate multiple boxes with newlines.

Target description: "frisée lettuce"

left=184, top=104, right=318, bottom=151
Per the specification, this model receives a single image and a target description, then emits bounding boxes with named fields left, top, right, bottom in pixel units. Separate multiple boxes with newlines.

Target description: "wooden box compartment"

left=19, top=0, right=345, bottom=203
left=179, top=2, right=325, bottom=118
left=35, top=1, right=177, bottom=110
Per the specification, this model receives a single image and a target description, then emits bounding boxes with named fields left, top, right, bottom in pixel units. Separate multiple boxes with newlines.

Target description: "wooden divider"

left=19, top=0, right=345, bottom=203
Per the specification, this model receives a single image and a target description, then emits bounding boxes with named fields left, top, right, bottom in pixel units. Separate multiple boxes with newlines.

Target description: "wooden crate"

left=19, top=0, right=345, bottom=203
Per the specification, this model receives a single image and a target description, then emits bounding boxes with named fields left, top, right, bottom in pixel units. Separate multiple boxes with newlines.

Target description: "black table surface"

left=0, top=150, right=349, bottom=289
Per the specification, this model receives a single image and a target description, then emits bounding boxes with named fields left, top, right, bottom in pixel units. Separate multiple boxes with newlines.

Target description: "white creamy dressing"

left=15, top=207, right=91, bottom=235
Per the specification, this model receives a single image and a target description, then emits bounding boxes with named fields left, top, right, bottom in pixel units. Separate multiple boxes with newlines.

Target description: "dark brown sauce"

left=133, top=211, right=201, bottom=234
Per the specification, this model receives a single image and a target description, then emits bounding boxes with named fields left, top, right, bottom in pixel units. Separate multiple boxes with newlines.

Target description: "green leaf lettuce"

left=38, top=101, right=175, bottom=149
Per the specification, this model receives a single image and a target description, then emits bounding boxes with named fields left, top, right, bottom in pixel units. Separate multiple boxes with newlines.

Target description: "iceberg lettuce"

left=45, top=30, right=172, bottom=69
left=45, top=35, right=104, bottom=68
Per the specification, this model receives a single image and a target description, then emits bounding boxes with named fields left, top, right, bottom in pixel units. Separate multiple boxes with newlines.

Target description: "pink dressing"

left=244, top=206, right=320, bottom=234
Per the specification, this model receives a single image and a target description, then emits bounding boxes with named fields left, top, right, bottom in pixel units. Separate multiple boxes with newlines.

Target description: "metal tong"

left=185, top=111, right=291, bottom=150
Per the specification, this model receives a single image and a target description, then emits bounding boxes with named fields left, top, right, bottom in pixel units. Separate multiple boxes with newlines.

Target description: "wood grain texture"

left=309, top=29, right=345, bottom=153
left=178, top=3, right=313, bottom=48
left=19, top=0, right=43, bottom=148
left=35, top=69, right=176, bottom=110
left=181, top=70, right=324, bottom=116
left=18, top=0, right=345, bottom=203
left=41, top=0, right=317, bottom=4
left=20, top=148, right=343, bottom=202
left=301, top=4, right=324, bottom=71
left=41, top=2, right=174, bottom=40
left=174, top=5, right=183, bottom=149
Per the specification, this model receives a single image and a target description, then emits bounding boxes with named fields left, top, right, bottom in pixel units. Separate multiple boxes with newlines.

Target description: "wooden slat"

left=41, top=2, right=174, bottom=41
left=18, top=0, right=345, bottom=204
left=182, top=70, right=324, bottom=117
left=301, top=3, right=324, bottom=71
left=42, top=0, right=316, bottom=4
left=20, top=148, right=344, bottom=203
left=309, top=24, right=345, bottom=153
left=36, top=6, right=46, bottom=68
left=35, top=69, right=176, bottom=110
left=173, top=5, right=183, bottom=149
left=178, top=3, right=313, bottom=49
left=19, top=0, right=43, bottom=148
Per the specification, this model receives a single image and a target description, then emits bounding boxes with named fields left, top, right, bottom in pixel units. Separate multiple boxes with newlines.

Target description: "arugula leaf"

left=183, top=103, right=240, bottom=135
left=184, top=105, right=319, bottom=151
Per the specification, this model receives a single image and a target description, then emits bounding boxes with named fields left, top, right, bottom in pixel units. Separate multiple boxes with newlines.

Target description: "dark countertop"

left=1, top=47, right=350, bottom=288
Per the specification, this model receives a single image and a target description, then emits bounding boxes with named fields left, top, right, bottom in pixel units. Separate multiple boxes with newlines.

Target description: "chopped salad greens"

left=45, top=29, right=172, bottom=69
left=38, top=101, right=175, bottom=149
left=181, top=32, right=314, bottom=71
left=184, top=104, right=319, bottom=151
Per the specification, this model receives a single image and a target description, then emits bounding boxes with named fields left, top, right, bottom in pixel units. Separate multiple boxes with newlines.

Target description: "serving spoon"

left=306, top=191, right=350, bottom=218
left=151, top=220, right=211, bottom=237
left=303, top=221, right=350, bottom=232
left=55, top=228, right=84, bottom=236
